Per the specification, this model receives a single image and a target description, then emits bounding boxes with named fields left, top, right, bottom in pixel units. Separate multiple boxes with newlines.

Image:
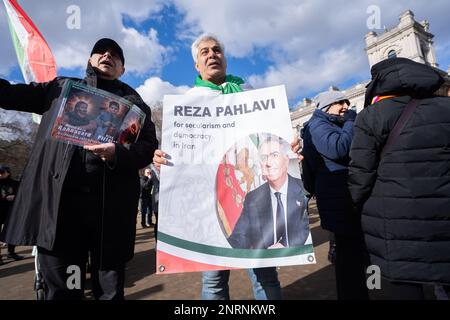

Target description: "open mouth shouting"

left=100, top=59, right=114, bottom=68
left=207, top=59, right=221, bottom=68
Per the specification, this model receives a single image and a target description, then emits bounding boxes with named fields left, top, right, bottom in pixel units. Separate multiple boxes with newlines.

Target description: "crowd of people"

left=1, top=33, right=449, bottom=301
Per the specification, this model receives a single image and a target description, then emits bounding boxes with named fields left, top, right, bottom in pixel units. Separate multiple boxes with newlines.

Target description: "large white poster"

left=157, top=85, right=315, bottom=274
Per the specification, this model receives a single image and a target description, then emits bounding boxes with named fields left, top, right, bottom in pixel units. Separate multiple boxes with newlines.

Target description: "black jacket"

left=150, top=167, right=160, bottom=213
left=140, top=176, right=153, bottom=199
left=0, top=177, right=19, bottom=224
left=0, top=65, right=158, bottom=268
left=348, top=58, right=450, bottom=284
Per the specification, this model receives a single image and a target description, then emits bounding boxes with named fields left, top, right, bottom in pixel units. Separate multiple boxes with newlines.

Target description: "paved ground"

left=0, top=202, right=437, bottom=300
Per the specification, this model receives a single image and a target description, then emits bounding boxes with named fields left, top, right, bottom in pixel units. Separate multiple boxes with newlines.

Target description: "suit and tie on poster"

left=157, top=85, right=315, bottom=274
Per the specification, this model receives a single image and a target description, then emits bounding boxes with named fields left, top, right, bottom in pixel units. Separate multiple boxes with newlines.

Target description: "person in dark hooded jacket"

left=348, top=57, right=450, bottom=299
left=0, top=38, right=158, bottom=300
left=301, top=90, right=369, bottom=300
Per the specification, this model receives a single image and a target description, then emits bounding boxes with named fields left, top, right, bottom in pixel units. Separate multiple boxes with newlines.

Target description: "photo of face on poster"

left=216, top=133, right=311, bottom=250
left=60, top=96, right=97, bottom=132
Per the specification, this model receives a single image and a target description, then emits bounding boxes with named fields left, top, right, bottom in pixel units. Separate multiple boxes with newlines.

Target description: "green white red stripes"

left=3, top=0, right=56, bottom=83
left=156, top=232, right=316, bottom=274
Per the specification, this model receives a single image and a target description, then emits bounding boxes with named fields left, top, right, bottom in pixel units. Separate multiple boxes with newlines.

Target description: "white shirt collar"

left=269, top=176, right=288, bottom=195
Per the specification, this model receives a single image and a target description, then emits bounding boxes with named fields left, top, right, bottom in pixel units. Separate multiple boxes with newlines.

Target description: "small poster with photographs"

left=49, top=81, right=146, bottom=147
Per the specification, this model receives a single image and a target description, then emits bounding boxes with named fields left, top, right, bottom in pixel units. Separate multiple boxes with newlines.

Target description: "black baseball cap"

left=90, top=38, right=125, bottom=66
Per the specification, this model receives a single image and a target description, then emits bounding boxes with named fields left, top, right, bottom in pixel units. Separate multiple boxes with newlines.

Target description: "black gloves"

left=343, top=109, right=357, bottom=122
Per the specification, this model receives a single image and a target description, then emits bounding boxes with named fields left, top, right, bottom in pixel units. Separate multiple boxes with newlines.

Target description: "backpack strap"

left=380, top=99, right=421, bottom=158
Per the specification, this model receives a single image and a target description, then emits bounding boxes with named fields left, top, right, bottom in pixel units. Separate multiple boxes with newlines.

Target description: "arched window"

left=388, top=50, right=397, bottom=59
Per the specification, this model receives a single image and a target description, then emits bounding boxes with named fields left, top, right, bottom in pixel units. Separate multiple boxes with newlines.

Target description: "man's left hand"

left=84, top=142, right=116, bottom=162
left=290, top=136, right=303, bottom=162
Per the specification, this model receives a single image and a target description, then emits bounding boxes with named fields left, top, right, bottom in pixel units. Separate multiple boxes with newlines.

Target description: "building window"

left=388, top=50, right=397, bottom=59
left=421, top=41, right=430, bottom=61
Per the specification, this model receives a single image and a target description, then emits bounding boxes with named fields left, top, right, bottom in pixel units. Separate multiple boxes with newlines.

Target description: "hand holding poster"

left=157, top=85, right=315, bottom=274
left=49, top=81, right=145, bottom=147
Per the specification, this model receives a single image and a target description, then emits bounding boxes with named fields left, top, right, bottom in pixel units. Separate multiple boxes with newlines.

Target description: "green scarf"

left=194, top=74, right=244, bottom=94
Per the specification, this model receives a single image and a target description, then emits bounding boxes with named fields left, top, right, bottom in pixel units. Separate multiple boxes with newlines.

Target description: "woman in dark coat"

left=302, top=90, right=368, bottom=300
left=348, top=57, right=450, bottom=299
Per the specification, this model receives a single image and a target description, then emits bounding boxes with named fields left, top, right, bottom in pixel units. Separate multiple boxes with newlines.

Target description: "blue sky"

left=1, top=0, right=449, bottom=108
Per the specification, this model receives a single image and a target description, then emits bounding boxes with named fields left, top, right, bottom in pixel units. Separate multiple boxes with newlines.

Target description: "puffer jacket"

left=348, top=57, right=450, bottom=284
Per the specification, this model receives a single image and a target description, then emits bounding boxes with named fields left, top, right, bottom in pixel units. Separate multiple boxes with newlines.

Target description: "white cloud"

left=121, top=27, right=170, bottom=75
left=172, top=0, right=366, bottom=58
left=112, top=0, right=165, bottom=22
left=248, top=47, right=367, bottom=98
left=136, top=77, right=189, bottom=104
left=51, top=26, right=169, bottom=75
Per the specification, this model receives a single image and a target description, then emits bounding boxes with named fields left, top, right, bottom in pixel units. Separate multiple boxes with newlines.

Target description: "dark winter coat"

left=140, top=176, right=153, bottom=200
left=301, top=109, right=361, bottom=235
left=150, top=173, right=160, bottom=214
left=348, top=57, right=450, bottom=284
left=0, top=176, right=19, bottom=225
left=0, top=64, right=158, bottom=268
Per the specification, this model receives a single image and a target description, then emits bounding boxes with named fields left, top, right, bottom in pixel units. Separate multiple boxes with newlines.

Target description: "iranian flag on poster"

left=3, top=0, right=57, bottom=122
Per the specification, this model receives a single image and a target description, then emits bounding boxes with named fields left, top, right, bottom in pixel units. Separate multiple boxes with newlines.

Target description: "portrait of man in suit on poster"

left=227, top=135, right=310, bottom=249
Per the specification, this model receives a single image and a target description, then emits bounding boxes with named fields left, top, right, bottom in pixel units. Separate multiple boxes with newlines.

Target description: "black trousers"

left=139, top=197, right=153, bottom=225
left=334, top=233, right=370, bottom=300
left=387, top=281, right=425, bottom=300
left=38, top=247, right=125, bottom=300
left=1, top=213, right=15, bottom=254
left=37, top=188, right=126, bottom=300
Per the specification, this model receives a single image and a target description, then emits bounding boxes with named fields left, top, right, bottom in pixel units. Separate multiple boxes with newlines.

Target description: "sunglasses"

left=93, top=47, right=121, bottom=59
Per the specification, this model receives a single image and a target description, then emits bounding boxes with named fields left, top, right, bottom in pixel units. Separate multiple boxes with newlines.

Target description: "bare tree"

left=149, top=101, right=163, bottom=146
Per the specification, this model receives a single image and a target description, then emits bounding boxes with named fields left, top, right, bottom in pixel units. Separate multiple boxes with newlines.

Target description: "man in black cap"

left=0, top=38, right=158, bottom=299
left=0, top=165, right=23, bottom=264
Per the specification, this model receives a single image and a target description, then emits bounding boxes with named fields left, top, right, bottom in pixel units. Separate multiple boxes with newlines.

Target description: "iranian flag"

left=3, top=0, right=56, bottom=83
left=3, top=0, right=57, bottom=123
